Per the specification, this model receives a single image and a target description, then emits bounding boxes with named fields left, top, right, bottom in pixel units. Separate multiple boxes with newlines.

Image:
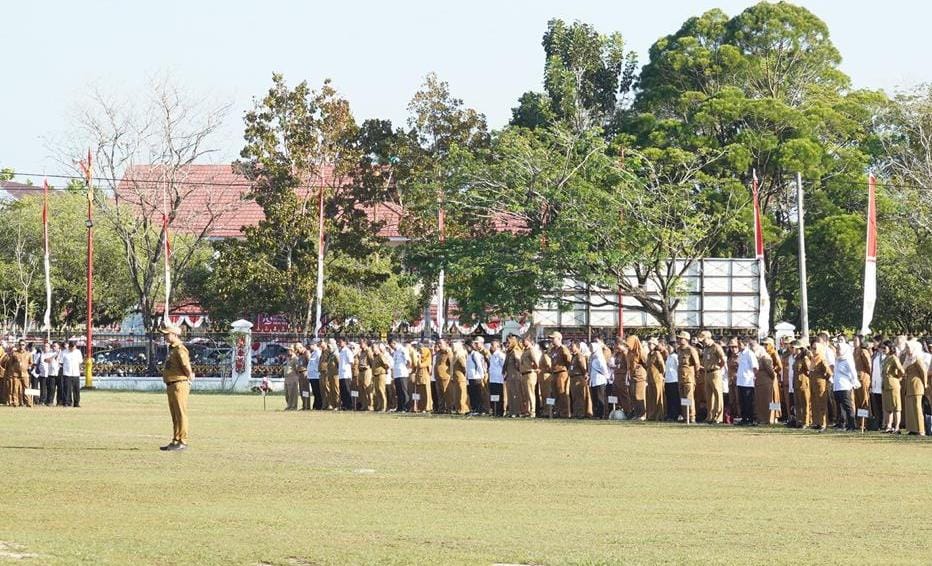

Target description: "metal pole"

left=85, top=175, right=94, bottom=388
left=796, top=172, right=809, bottom=342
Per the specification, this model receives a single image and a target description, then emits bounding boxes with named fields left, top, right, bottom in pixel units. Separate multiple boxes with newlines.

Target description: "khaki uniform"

left=569, top=351, right=591, bottom=418
left=701, top=343, right=726, bottom=423
left=503, top=343, right=523, bottom=417
left=793, top=353, right=812, bottom=427
left=854, top=346, right=872, bottom=427
left=613, top=353, right=630, bottom=414
left=451, top=351, right=469, bottom=414
left=809, top=352, right=832, bottom=428
left=550, top=345, right=572, bottom=418
left=0, top=351, right=8, bottom=405
left=283, top=355, right=302, bottom=410
left=357, top=346, right=374, bottom=411
left=676, top=345, right=700, bottom=423
left=904, top=360, right=928, bottom=435
left=727, top=355, right=740, bottom=420
left=627, top=348, right=647, bottom=419
left=537, top=353, right=553, bottom=416
left=434, top=348, right=452, bottom=414
left=323, top=349, right=340, bottom=409
left=372, top=351, right=390, bottom=412
left=414, top=346, right=433, bottom=413
left=163, top=343, right=192, bottom=444
left=4, top=350, right=32, bottom=407
left=881, top=356, right=904, bottom=413
left=647, top=350, right=665, bottom=421
left=518, top=346, right=539, bottom=417
left=755, top=353, right=781, bottom=424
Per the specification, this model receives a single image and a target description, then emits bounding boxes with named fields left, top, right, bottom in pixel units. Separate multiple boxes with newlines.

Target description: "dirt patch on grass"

left=0, top=541, right=38, bottom=560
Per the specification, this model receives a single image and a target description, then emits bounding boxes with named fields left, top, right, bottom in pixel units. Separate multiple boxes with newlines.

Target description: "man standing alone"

left=161, top=324, right=193, bottom=451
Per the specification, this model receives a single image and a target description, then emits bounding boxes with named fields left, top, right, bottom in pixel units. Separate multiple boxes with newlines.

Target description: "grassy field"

left=1, top=391, right=930, bottom=565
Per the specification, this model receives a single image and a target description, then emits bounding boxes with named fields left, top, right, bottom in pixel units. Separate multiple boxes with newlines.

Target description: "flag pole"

left=796, top=172, right=809, bottom=342
left=436, top=192, right=446, bottom=340
left=313, top=187, right=325, bottom=338
left=43, top=179, right=52, bottom=343
left=83, top=150, right=94, bottom=389
left=860, top=174, right=878, bottom=336
left=752, top=170, right=770, bottom=340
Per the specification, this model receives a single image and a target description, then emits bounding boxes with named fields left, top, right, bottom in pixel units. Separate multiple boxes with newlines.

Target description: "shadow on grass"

left=0, top=445, right=141, bottom=451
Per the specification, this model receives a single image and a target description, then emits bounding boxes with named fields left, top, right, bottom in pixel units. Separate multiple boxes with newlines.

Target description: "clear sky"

left=2, top=0, right=927, bottom=183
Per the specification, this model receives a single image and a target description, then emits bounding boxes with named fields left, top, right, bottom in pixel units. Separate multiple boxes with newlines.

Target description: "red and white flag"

left=860, top=174, right=878, bottom=335
left=162, top=210, right=172, bottom=327
left=752, top=170, right=770, bottom=340
left=42, top=179, right=52, bottom=332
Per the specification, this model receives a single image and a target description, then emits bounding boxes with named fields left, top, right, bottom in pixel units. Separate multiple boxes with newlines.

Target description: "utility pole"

left=796, top=172, right=809, bottom=342
left=82, top=150, right=95, bottom=389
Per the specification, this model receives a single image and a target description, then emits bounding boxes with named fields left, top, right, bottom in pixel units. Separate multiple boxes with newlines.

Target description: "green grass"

left=1, top=391, right=930, bottom=565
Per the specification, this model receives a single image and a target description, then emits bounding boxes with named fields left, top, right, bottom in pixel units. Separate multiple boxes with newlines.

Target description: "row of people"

left=277, top=331, right=932, bottom=435
left=0, top=339, right=85, bottom=408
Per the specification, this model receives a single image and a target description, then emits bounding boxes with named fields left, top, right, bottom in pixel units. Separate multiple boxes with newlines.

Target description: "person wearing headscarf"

left=676, top=331, right=701, bottom=424
left=646, top=338, right=666, bottom=421
left=626, top=334, right=647, bottom=420
left=282, top=345, right=302, bottom=411
left=433, top=339, right=453, bottom=414
left=588, top=339, right=609, bottom=419
left=903, top=340, right=928, bottom=435
left=611, top=342, right=629, bottom=415
left=831, top=338, right=859, bottom=431
left=880, top=341, right=904, bottom=433
left=503, top=334, right=524, bottom=418
left=488, top=340, right=506, bottom=417
left=306, top=341, right=323, bottom=410
left=853, top=335, right=873, bottom=430
left=755, top=338, right=782, bottom=425
left=569, top=341, right=592, bottom=418
left=467, top=339, right=487, bottom=416
left=450, top=340, right=470, bottom=415
left=663, top=341, right=680, bottom=422
left=548, top=332, right=572, bottom=418
left=699, top=331, right=726, bottom=424
left=725, top=338, right=741, bottom=423
left=294, top=342, right=310, bottom=410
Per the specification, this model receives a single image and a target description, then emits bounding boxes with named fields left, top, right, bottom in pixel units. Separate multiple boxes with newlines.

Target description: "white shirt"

left=33, top=351, right=47, bottom=377
left=870, top=352, right=884, bottom=394
left=663, top=352, right=679, bottom=384
left=392, top=346, right=410, bottom=379
left=338, top=346, right=354, bottom=380
left=489, top=349, right=505, bottom=384
left=62, top=348, right=83, bottom=377
left=45, top=349, right=61, bottom=377
left=307, top=348, right=321, bottom=379
left=832, top=346, right=859, bottom=391
left=467, top=350, right=485, bottom=381
left=736, top=347, right=759, bottom=388
left=588, top=350, right=609, bottom=387
left=722, top=364, right=730, bottom=394
left=786, top=354, right=795, bottom=394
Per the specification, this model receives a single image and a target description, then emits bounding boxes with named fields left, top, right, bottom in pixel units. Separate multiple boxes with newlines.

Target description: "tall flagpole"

left=796, top=172, right=809, bottom=342
left=162, top=184, right=171, bottom=327
left=436, top=196, right=445, bottom=340
left=313, top=187, right=325, bottom=338
left=42, top=179, right=52, bottom=342
left=82, top=149, right=94, bottom=389
left=860, top=174, right=878, bottom=336
left=752, top=170, right=771, bottom=340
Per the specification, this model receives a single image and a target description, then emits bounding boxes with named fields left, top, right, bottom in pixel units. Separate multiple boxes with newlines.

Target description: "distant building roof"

left=0, top=180, right=48, bottom=202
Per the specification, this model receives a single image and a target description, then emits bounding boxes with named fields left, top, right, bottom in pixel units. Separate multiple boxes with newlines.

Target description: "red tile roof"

left=0, top=180, right=50, bottom=201
left=117, top=164, right=404, bottom=240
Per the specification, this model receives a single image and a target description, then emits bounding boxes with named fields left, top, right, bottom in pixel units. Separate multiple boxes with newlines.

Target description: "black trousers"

left=467, top=380, right=482, bottom=413
left=62, top=376, right=81, bottom=407
left=870, top=392, right=883, bottom=421
left=339, top=379, right=352, bottom=410
left=738, top=386, right=755, bottom=424
left=834, top=390, right=855, bottom=429
left=42, top=376, right=57, bottom=405
left=309, top=379, right=322, bottom=410
left=393, top=378, right=408, bottom=412
left=590, top=384, right=606, bottom=418
left=55, top=374, right=64, bottom=405
left=489, top=382, right=504, bottom=416
left=664, top=382, right=680, bottom=421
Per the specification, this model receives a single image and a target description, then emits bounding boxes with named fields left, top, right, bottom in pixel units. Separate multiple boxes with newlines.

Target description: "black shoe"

left=160, top=441, right=178, bottom=451
left=171, top=443, right=187, bottom=451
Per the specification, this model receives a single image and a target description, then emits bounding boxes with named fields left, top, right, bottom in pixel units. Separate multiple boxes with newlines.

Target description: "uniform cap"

left=159, top=323, right=183, bottom=336
left=548, top=331, right=562, bottom=340
left=677, top=331, right=691, bottom=340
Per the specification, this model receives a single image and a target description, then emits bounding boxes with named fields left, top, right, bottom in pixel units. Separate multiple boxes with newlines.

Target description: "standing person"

left=337, top=338, right=354, bottom=410
left=325, top=339, right=341, bottom=410
left=371, top=343, right=390, bottom=412
left=307, top=341, right=323, bottom=410
left=390, top=339, right=411, bottom=413
left=548, top=333, right=572, bottom=418
left=60, top=341, right=83, bottom=408
left=870, top=337, right=886, bottom=425
left=726, top=338, right=741, bottom=423
left=475, top=337, right=492, bottom=414
left=31, top=344, right=45, bottom=401
left=646, top=339, right=666, bottom=421
left=518, top=335, right=539, bottom=418
left=357, top=339, right=374, bottom=411
left=5, top=340, right=33, bottom=407
left=781, top=339, right=795, bottom=422
left=626, top=335, right=647, bottom=420
left=755, top=338, right=782, bottom=425
left=735, top=337, right=758, bottom=426
left=450, top=341, right=470, bottom=415
left=503, top=335, right=523, bottom=418
left=488, top=340, right=506, bottom=417
left=903, top=340, right=928, bottom=436
left=808, top=337, right=833, bottom=431
left=0, top=341, right=8, bottom=406
left=699, top=331, right=726, bottom=424
left=466, top=339, right=486, bottom=415
left=588, top=339, right=609, bottom=419
left=42, top=342, right=61, bottom=407
left=414, top=340, right=433, bottom=413
left=160, top=324, right=193, bottom=451
left=283, top=345, right=301, bottom=411
left=853, top=336, right=873, bottom=430
left=569, top=341, right=592, bottom=418
left=433, top=339, right=452, bottom=414
left=676, top=332, right=700, bottom=424
left=536, top=345, right=552, bottom=417
left=611, top=342, right=630, bottom=415
left=832, top=338, right=859, bottom=431
left=317, top=341, right=332, bottom=410
left=792, top=341, right=812, bottom=429
left=663, top=342, right=680, bottom=422
left=881, top=341, right=904, bottom=433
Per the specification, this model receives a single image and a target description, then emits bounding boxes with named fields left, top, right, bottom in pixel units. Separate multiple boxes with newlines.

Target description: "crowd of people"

left=278, top=331, right=932, bottom=436
left=0, top=339, right=85, bottom=408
